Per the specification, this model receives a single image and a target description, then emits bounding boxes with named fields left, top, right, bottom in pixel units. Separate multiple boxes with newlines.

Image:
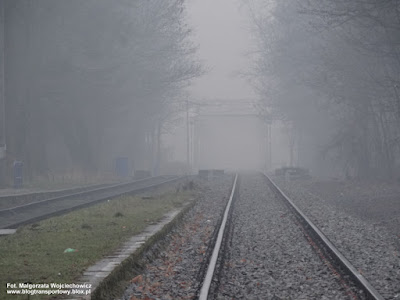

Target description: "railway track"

left=198, top=172, right=385, bottom=300
left=0, top=175, right=183, bottom=230
left=0, top=182, right=118, bottom=210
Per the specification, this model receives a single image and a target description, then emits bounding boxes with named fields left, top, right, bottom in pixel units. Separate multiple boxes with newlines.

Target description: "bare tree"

left=245, top=0, right=400, bottom=179
left=3, top=0, right=202, bottom=184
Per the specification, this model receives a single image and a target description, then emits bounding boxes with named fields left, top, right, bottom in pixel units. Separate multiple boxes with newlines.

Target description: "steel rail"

left=263, top=173, right=384, bottom=300
left=0, top=182, right=113, bottom=201
left=198, top=173, right=238, bottom=300
left=0, top=175, right=183, bottom=229
left=0, top=182, right=119, bottom=211
left=0, top=175, right=174, bottom=215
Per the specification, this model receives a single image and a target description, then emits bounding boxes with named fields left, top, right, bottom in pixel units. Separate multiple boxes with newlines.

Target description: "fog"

left=1, top=0, right=399, bottom=183
left=194, top=115, right=266, bottom=170
left=164, top=0, right=275, bottom=171
left=186, top=0, right=255, bottom=99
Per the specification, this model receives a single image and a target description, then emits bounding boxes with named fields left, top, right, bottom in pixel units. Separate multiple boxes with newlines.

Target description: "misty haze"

left=0, top=0, right=399, bottom=299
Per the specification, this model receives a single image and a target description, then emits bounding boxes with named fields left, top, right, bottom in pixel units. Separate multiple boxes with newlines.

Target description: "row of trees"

left=246, top=0, right=400, bottom=179
left=1, top=0, right=201, bottom=185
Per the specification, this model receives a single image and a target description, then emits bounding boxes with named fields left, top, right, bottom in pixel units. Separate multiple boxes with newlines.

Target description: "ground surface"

left=0, top=183, right=191, bottom=300
left=274, top=176, right=400, bottom=299
left=214, top=174, right=349, bottom=300
left=119, top=175, right=233, bottom=300
left=291, top=178, right=400, bottom=237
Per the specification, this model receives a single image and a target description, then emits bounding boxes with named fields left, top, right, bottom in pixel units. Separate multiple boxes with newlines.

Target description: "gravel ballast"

left=118, top=175, right=233, bottom=300
left=273, top=176, right=400, bottom=300
left=117, top=173, right=397, bottom=299
left=213, top=173, right=350, bottom=300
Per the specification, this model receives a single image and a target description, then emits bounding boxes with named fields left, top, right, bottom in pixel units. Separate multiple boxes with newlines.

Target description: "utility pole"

left=264, top=116, right=272, bottom=171
left=265, top=122, right=272, bottom=171
left=186, top=99, right=190, bottom=174
left=193, top=117, right=198, bottom=171
left=0, top=0, right=6, bottom=186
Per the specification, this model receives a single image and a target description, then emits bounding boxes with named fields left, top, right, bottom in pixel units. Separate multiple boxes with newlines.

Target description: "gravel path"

left=274, top=177, right=400, bottom=300
left=119, top=175, right=233, bottom=300
left=214, top=173, right=351, bottom=300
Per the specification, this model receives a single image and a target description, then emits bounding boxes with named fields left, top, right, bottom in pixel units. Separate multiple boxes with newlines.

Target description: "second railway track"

left=199, top=172, right=384, bottom=300
left=0, top=175, right=183, bottom=230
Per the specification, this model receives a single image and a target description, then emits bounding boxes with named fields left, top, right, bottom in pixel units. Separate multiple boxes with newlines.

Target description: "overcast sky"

left=186, top=0, right=257, bottom=101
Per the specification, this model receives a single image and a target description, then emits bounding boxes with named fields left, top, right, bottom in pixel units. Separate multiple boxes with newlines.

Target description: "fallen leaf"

left=131, top=275, right=143, bottom=284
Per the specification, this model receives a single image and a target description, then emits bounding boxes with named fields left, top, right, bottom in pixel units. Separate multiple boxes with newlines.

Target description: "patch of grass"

left=92, top=199, right=196, bottom=300
left=0, top=190, right=193, bottom=300
left=114, top=212, right=124, bottom=218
